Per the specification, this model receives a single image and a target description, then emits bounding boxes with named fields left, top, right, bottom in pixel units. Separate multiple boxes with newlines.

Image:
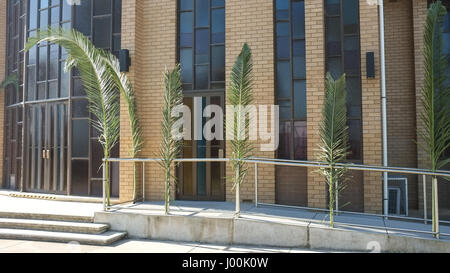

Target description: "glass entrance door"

left=25, top=103, right=68, bottom=194
left=177, top=94, right=225, bottom=201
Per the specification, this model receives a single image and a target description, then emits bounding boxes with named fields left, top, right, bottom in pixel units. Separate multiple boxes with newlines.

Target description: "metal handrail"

left=102, top=157, right=450, bottom=239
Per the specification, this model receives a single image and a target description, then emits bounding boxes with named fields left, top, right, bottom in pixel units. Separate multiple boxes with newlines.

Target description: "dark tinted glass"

left=343, top=0, right=359, bottom=34
left=72, top=120, right=89, bottom=157
left=180, top=48, right=193, bottom=83
left=196, top=0, right=209, bottom=27
left=211, top=46, right=225, bottom=81
left=277, top=61, right=291, bottom=99
left=326, top=0, right=340, bottom=16
left=195, top=28, right=209, bottom=64
left=293, top=80, right=306, bottom=119
left=94, top=0, right=112, bottom=16
left=93, top=17, right=112, bottom=49
left=276, top=0, right=289, bottom=20
left=292, top=0, right=305, bottom=39
left=195, top=65, right=208, bottom=89
left=212, top=8, right=225, bottom=44
left=180, top=0, right=193, bottom=11
left=75, top=0, right=92, bottom=36
left=293, top=121, right=306, bottom=160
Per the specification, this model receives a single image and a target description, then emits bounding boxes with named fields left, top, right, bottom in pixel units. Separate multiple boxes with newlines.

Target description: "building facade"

left=0, top=0, right=449, bottom=216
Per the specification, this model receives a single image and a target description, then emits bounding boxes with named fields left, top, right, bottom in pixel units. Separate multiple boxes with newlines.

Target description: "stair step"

left=0, top=228, right=127, bottom=246
left=0, top=218, right=109, bottom=234
left=0, top=212, right=93, bottom=223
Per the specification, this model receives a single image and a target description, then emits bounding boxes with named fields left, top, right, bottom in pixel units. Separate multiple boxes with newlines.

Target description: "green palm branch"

left=419, top=1, right=450, bottom=237
left=159, top=65, right=183, bottom=215
left=25, top=28, right=120, bottom=207
left=0, top=74, right=19, bottom=93
left=101, top=51, right=143, bottom=203
left=227, top=43, right=254, bottom=218
left=317, top=73, right=350, bottom=227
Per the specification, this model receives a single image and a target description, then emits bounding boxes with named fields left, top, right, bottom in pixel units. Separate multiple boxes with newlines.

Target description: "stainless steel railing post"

left=423, top=174, right=427, bottom=224
left=102, top=161, right=106, bottom=212
left=255, top=162, right=258, bottom=208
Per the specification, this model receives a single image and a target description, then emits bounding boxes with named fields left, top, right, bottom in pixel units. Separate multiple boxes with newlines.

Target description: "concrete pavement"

left=0, top=238, right=330, bottom=253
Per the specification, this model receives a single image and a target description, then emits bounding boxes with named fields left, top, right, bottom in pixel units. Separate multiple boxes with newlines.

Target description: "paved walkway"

left=0, top=238, right=328, bottom=253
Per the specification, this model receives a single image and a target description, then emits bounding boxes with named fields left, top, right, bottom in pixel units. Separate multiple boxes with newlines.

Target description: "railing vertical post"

left=142, top=162, right=146, bottom=202
left=255, top=162, right=258, bottom=207
left=423, top=174, right=427, bottom=224
left=335, top=180, right=339, bottom=214
left=235, top=167, right=240, bottom=218
left=102, top=161, right=106, bottom=212
left=433, top=177, right=440, bottom=239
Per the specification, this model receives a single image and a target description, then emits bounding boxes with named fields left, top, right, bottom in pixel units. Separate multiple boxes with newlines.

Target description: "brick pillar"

left=0, top=0, right=7, bottom=184
left=360, top=0, right=383, bottom=214
left=119, top=0, right=177, bottom=202
left=225, top=0, right=276, bottom=203
left=305, top=0, right=327, bottom=209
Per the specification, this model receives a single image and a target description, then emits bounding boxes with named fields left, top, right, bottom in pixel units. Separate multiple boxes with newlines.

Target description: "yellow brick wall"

left=360, top=0, right=383, bottom=214
left=119, top=0, right=177, bottom=202
left=305, top=0, right=326, bottom=209
left=0, top=0, right=6, bottom=186
left=225, top=0, right=276, bottom=204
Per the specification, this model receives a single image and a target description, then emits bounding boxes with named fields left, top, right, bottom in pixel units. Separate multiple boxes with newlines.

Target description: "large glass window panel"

left=326, top=0, right=340, bottom=16
left=50, top=7, right=59, bottom=26
left=276, top=0, right=289, bottom=20
left=278, top=121, right=291, bottom=159
left=195, top=65, right=208, bottom=90
left=74, top=0, right=92, bottom=36
left=195, top=29, right=209, bottom=64
left=343, top=0, right=359, bottom=35
left=49, top=44, right=58, bottom=80
left=29, top=0, right=38, bottom=29
left=113, top=0, right=122, bottom=33
left=62, top=0, right=71, bottom=21
left=326, top=17, right=341, bottom=56
left=293, top=121, right=306, bottom=160
left=212, top=8, right=225, bottom=44
left=277, top=61, right=291, bottom=99
left=293, top=80, right=306, bottom=119
left=292, top=0, right=305, bottom=39
left=94, top=0, right=112, bottom=16
left=40, top=9, right=48, bottom=29
left=196, top=0, right=209, bottom=27
left=38, top=46, right=47, bottom=81
left=211, top=45, right=225, bottom=81
left=180, top=48, right=193, bottom=83
left=279, top=100, right=291, bottom=120
left=26, top=66, right=36, bottom=100
left=72, top=120, right=89, bottom=157
left=293, top=40, right=306, bottom=79
left=180, top=0, right=193, bottom=11
left=48, top=80, right=58, bottom=99
left=93, top=17, right=112, bottom=49
left=72, top=99, right=89, bottom=118
left=180, top=12, right=193, bottom=47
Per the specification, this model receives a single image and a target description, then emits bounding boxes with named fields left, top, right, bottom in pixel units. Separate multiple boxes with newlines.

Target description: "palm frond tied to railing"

left=419, top=1, right=450, bottom=238
left=317, top=73, right=350, bottom=228
left=25, top=28, right=124, bottom=207
left=227, top=43, right=254, bottom=218
left=159, top=65, right=183, bottom=215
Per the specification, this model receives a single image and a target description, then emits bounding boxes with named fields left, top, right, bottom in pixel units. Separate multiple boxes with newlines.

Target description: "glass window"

left=93, top=17, right=112, bottom=49
left=72, top=120, right=89, bottom=157
left=325, top=0, right=362, bottom=161
left=178, top=0, right=225, bottom=91
left=275, top=0, right=306, bottom=160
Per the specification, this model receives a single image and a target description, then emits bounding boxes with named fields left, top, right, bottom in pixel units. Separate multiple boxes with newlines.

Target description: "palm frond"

left=227, top=43, right=254, bottom=189
left=159, top=65, right=183, bottom=214
left=419, top=1, right=450, bottom=172
left=26, top=27, right=120, bottom=206
left=0, top=73, right=19, bottom=93
left=316, top=73, right=350, bottom=227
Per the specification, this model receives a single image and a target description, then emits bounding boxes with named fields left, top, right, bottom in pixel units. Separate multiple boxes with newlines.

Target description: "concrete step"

left=0, top=211, right=93, bottom=223
left=0, top=228, right=127, bottom=246
left=0, top=218, right=109, bottom=234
